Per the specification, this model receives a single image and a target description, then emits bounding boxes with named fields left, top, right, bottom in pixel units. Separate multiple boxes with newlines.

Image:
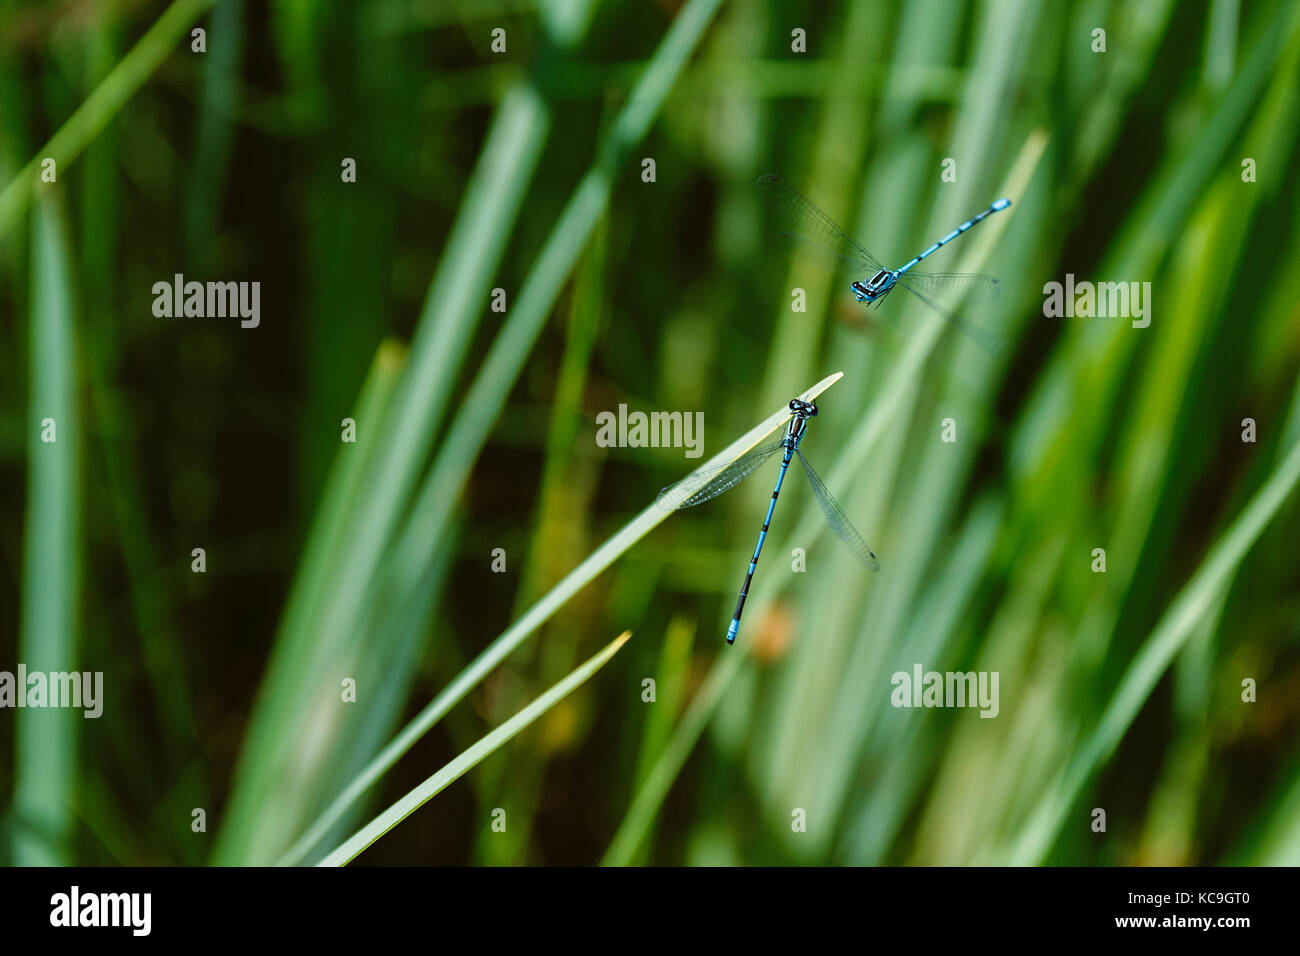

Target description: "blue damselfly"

left=657, top=398, right=878, bottom=646
left=757, top=174, right=1012, bottom=353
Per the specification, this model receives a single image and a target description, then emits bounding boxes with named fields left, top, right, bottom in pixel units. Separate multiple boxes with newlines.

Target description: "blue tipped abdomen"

left=991, top=197, right=1011, bottom=211
left=726, top=620, right=739, bottom=644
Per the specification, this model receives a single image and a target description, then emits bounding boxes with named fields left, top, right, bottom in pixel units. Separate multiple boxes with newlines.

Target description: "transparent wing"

left=756, top=174, right=886, bottom=273
left=656, top=439, right=786, bottom=510
left=897, top=271, right=1002, bottom=305
left=779, top=233, right=881, bottom=281
left=794, top=448, right=880, bottom=572
left=894, top=276, right=1009, bottom=356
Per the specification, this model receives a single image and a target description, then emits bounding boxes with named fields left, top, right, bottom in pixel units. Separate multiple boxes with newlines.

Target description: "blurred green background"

left=2, top=0, right=1300, bottom=866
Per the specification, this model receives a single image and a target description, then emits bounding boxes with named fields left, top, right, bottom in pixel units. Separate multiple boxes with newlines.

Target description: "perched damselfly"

left=757, top=174, right=1012, bottom=353
left=657, top=398, right=878, bottom=646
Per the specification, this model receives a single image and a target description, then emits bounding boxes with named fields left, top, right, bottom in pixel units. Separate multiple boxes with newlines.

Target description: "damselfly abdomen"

left=657, top=398, right=878, bottom=646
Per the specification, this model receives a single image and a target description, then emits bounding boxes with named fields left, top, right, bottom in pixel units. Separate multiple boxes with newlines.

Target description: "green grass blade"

left=317, top=631, right=632, bottom=867
left=0, top=0, right=217, bottom=239
left=1229, top=745, right=1300, bottom=865
left=602, top=648, right=745, bottom=866
left=13, top=197, right=79, bottom=866
left=384, top=0, right=728, bottom=610
left=1008, top=432, right=1300, bottom=864
left=213, top=76, right=558, bottom=867
left=602, top=133, right=1048, bottom=865
left=213, top=2, right=615, bottom=862
left=210, top=340, right=406, bottom=863
left=277, top=371, right=843, bottom=865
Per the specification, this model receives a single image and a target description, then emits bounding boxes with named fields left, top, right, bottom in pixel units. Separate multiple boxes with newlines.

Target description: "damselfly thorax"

left=782, top=398, right=817, bottom=445
left=852, top=269, right=899, bottom=304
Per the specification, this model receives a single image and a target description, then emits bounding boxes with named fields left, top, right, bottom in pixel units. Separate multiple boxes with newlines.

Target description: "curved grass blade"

left=794, top=447, right=880, bottom=571
left=0, top=0, right=217, bottom=239
left=217, top=1, right=608, bottom=865
left=275, top=371, right=845, bottom=865
left=1008, top=434, right=1300, bottom=865
left=656, top=438, right=785, bottom=509
left=756, top=173, right=886, bottom=272
left=318, top=631, right=631, bottom=867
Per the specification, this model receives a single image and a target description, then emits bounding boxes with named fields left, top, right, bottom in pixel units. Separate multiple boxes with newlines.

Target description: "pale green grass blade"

left=1011, top=3, right=1300, bottom=495
left=754, top=7, right=1051, bottom=854
left=757, top=0, right=884, bottom=412
left=214, top=3, right=603, bottom=861
left=473, top=212, right=611, bottom=865
left=604, top=133, right=1047, bottom=866
left=0, top=0, right=217, bottom=238
left=619, top=615, right=696, bottom=866
left=602, top=649, right=745, bottom=866
left=1203, top=0, right=1240, bottom=92
left=1225, top=378, right=1300, bottom=864
left=13, top=197, right=79, bottom=865
left=633, top=616, right=696, bottom=790
left=1230, top=746, right=1300, bottom=865
left=277, top=371, right=844, bottom=865
left=1008, top=432, right=1300, bottom=864
left=211, top=340, right=406, bottom=863
left=213, top=77, right=555, bottom=869
left=317, top=631, right=632, bottom=867
left=259, top=341, right=409, bottom=681
left=385, top=0, right=728, bottom=600
left=967, top=10, right=1300, bottom=866
left=306, top=521, right=462, bottom=857
left=841, top=497, right=1006, bottom=864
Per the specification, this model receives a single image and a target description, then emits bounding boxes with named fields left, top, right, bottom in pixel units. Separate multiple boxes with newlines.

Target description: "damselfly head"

left=788, top=398, right=818, bottom=418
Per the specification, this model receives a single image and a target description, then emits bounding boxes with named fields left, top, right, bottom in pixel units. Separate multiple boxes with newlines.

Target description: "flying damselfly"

left=757, top=174, right=1012, bottom=354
